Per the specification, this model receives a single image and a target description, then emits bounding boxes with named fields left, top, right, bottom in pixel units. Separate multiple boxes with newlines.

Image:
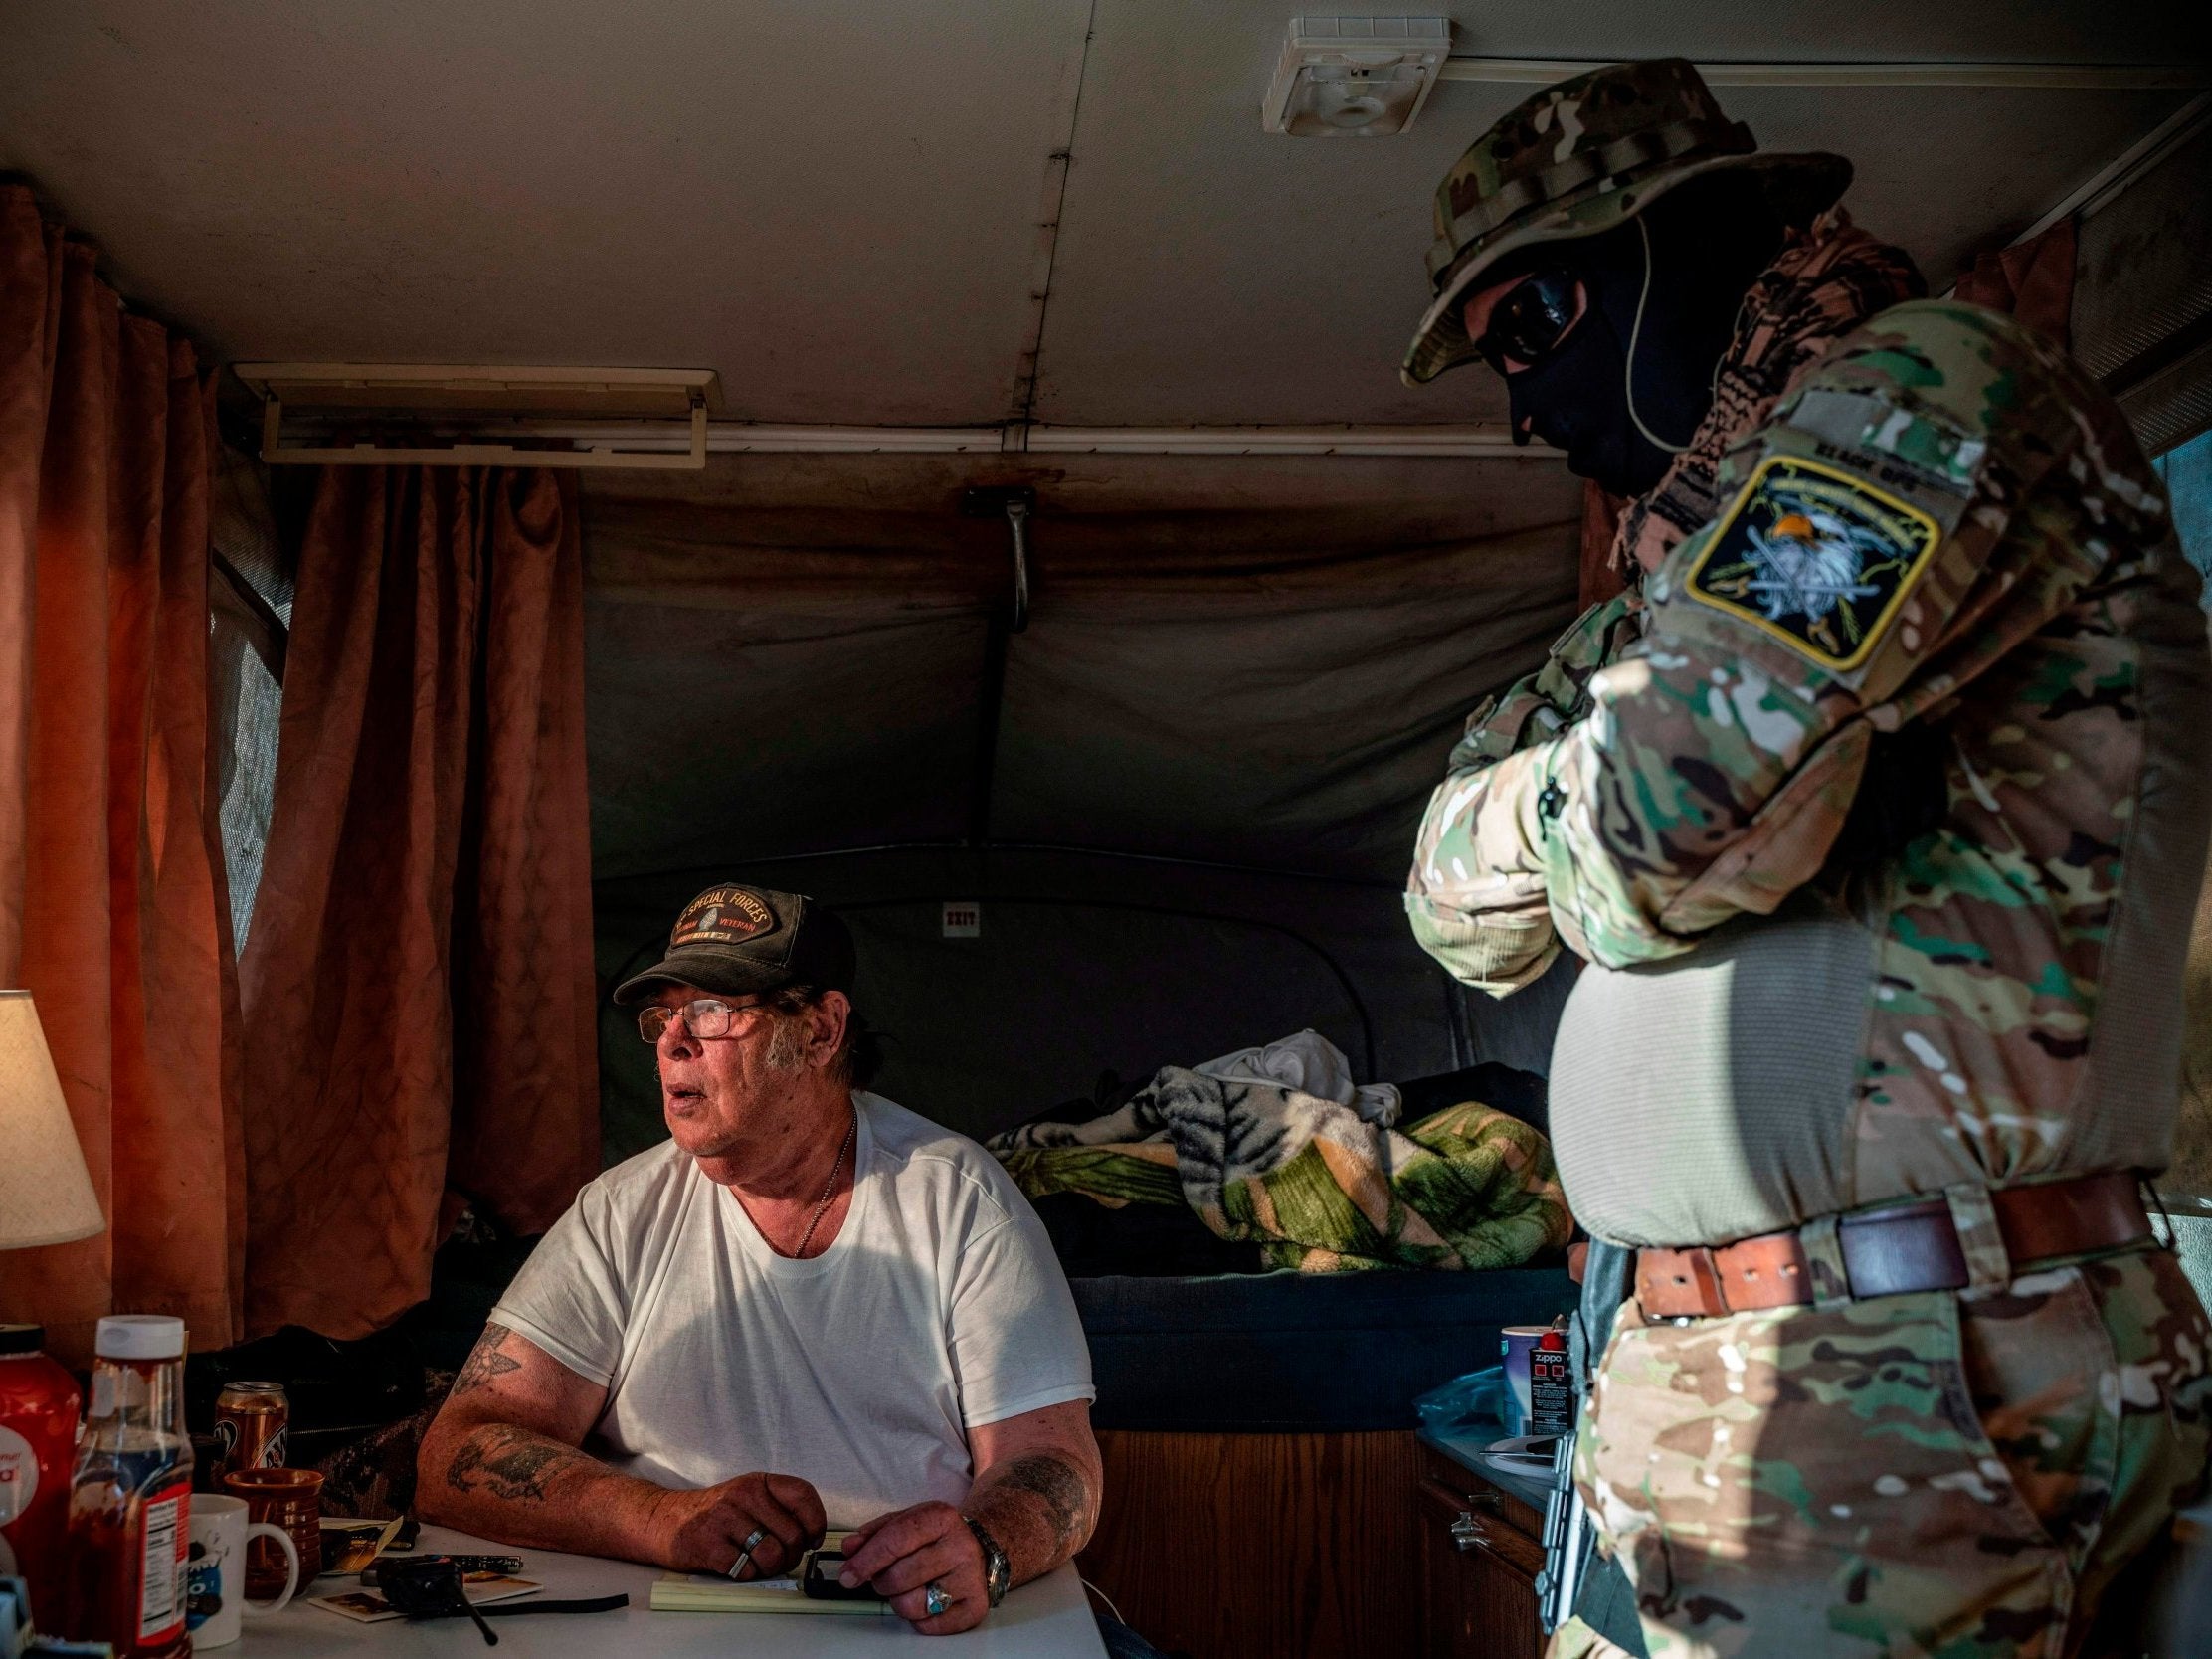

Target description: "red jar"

left=0, top=1323, right=83, bottom=1621
left=63, top=1316, right=194, bottom=1659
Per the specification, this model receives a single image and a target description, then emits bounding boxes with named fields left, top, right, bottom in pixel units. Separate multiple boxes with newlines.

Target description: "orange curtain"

left=1957, top=217, right=2077, bottom=350
left=239, top=466, right=597, bottom=1340
left=1576, top=481, right=1626, bottom=610
left=0, top=184, right=243, bottom=1363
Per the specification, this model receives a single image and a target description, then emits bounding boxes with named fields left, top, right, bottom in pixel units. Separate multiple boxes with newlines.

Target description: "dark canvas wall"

left=579, top=451, right=1583, bottom=1155
left=595, top=847, right=1466, bottom=1153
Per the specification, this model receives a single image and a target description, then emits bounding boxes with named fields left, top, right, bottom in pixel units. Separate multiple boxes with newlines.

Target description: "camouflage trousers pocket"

left=1953, top=1261, right=2123, bottom=1572
left=1580, top=1289, right=2081, bottom=1657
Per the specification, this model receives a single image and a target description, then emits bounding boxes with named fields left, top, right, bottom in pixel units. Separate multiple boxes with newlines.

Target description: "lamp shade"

left=0, top=991, right=104, bottom=1249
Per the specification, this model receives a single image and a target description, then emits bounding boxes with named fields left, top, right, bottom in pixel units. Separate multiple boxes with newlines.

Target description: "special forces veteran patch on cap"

left=672, top=886, right=775, bottom=946
left=1685, top=454, right=1941, bottom=672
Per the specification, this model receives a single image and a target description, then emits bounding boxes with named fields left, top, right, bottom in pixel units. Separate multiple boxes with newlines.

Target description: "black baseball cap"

left=613, top=884, right=856, bottom=1007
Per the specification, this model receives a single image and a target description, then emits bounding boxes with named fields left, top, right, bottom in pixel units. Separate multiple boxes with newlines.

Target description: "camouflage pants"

left=1549, top=1247, right=2209, bottom=1658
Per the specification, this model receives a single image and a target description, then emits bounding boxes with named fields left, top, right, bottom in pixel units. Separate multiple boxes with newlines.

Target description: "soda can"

left=212, top=1381, right=289, bottom=1476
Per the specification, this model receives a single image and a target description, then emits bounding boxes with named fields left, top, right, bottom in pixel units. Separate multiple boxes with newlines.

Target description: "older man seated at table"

left=416, top=884, right=1107, bottom=1640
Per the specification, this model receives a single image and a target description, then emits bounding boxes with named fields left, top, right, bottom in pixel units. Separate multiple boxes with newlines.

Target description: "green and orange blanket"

left=986, top=1068, right=1570, bottom=1273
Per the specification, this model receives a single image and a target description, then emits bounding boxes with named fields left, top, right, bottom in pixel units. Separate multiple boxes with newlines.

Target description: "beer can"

left=213, top=1381, right=289, bottom=1475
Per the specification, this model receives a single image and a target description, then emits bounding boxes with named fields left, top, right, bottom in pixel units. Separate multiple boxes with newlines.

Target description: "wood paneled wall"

left=1076, top=1429, right=1423, bottom=1659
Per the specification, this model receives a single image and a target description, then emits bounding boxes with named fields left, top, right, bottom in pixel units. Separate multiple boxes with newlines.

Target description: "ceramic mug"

left=222, top=1467, right=322, bottom=1603
left=1500, top=1325, right=1550, bottom=1436
left=187, top=1494, right=298, bottom=1647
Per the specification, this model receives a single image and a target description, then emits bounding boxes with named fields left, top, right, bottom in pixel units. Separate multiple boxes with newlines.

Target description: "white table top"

left=228, top=1527, right=1107, bottom=1659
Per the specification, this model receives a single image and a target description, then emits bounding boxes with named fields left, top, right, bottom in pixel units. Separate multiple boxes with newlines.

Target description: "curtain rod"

left=596, top=840, right=1402, bottom=893
left=1437, top=58, right=2208, bottom=90
left=421, top=421, right=1536, bottom=460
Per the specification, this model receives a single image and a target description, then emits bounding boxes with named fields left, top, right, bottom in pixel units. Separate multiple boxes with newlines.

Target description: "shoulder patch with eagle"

left=1684, top=454, right=1941, bottom=671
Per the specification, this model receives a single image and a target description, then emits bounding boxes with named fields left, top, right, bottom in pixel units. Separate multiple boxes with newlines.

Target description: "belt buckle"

left=1836, top=1197, right=1967, bottom=1301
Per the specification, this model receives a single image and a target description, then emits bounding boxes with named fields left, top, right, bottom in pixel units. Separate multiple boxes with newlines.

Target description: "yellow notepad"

left=648, top=1573, right=889, bottom=1616
left=648, top=1535, right=889, bottom=1616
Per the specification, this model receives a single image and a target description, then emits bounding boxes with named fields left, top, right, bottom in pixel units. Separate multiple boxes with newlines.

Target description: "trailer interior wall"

left=39, top=0, right=2198, bottom=1161
left=4, top=2, right=2198, bottom=435
left=2074, top=111, right=2212, bottom=456
left=581, top=450, right=1581, bottom=1145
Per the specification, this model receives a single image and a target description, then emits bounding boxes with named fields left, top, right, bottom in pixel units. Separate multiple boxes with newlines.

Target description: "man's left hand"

left=839, top=1501, right=988, bottom=1634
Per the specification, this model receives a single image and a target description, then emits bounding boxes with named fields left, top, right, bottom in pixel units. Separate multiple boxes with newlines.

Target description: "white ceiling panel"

left=0, top=1, right=2200, bottom=430
left=0, top=0, right=1091, bottom=424
left=1034, top=0, right=2196, bottom=425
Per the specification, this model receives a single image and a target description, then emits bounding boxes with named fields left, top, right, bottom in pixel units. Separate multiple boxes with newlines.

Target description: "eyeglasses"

left=1469, top=270, right=1584, bottom=374
left=637, top=998, right=766, bottom=1043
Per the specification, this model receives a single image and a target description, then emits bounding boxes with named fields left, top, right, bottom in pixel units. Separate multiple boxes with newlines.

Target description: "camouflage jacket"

left=1408, top=210, right=1922, bottom=990
left=1411, top=296, right=2212, bottom=1200
left=1609, top=208, right=1926, bottom=579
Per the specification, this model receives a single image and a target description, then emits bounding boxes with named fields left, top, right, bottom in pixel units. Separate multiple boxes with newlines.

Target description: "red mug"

left=223, top=1467, right=322, bottom=1601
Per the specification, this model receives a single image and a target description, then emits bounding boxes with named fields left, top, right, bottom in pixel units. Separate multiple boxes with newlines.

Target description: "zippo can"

left=1529, top=1329, right=1575, bottom=1437
left=211, top=1382, right=288, bottom=1477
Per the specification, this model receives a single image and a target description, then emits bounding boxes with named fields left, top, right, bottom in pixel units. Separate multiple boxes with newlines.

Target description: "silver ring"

left=726, top=1527, right=768, bottom=1580
left=924, top=1581, right=951, bottom=1618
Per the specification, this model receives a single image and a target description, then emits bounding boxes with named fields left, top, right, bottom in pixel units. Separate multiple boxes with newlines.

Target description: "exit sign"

left=942, top=901, right=981, bottom=939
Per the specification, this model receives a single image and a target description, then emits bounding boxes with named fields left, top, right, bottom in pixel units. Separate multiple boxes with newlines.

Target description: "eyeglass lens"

left=637, top=999, right=743, bottom=1042
left=1475, top=271, right=1581, bottom=372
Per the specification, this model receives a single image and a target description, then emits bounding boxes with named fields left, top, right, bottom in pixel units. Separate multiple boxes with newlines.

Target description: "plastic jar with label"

left=61, top=1316, right=195, bottom=1659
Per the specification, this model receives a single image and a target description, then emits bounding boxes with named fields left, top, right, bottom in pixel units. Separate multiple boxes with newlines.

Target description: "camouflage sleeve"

left=1406, top=590, right=1645, bottom=993
left=1497, top=301, right=2121, bottom=968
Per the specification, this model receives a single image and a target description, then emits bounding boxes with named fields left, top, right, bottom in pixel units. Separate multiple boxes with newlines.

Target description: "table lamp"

left=0, top=991, right=104, bottom=1249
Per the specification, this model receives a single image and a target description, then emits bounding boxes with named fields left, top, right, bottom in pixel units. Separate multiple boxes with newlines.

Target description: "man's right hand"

left=655, top=1472, right=828, bottom=1577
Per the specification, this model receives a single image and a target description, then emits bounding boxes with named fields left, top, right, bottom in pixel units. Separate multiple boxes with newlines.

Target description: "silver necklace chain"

left=790, top=1110, right=856, bottom=1259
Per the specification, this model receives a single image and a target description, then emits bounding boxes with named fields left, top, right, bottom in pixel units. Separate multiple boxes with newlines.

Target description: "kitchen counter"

left=1417, top=1417, right=1557, bottom=1514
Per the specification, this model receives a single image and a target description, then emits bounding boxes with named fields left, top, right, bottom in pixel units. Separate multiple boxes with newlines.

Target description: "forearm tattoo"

left=445, top=1423, right=588, bottom=1505
left=984, top=1453, right=1093, bottom=1554
left=450, top=1323, right=523, bottom=1398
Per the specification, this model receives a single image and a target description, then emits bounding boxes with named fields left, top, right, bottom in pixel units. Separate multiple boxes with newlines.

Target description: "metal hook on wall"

left=961, top=485, right=1036, bottom=633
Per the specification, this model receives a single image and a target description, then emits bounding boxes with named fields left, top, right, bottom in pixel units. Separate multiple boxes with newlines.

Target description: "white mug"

left=187, top=1494, right=298, bottom=1648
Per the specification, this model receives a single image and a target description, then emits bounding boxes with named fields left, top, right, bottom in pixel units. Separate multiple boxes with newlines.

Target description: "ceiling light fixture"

left=233, top=363, right=722, bottom=469
left=1261, top=16, right=1451, bottom=137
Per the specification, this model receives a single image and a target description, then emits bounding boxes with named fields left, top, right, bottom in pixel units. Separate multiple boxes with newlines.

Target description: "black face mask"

left=1499, top=181, right=1783, bottom=498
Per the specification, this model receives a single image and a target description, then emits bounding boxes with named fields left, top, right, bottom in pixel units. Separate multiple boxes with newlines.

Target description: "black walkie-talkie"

left=800, top=1551, right=884, bottom=1601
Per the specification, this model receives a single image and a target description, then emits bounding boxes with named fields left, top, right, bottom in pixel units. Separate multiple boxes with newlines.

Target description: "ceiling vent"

left=231, top=364, right=722, bottom=469
left=1261, top=16, right=1450, bottom=136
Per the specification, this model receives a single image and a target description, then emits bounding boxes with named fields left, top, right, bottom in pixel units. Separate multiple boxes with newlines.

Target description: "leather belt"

left=1634, top=1171, right=2151, bottom=1320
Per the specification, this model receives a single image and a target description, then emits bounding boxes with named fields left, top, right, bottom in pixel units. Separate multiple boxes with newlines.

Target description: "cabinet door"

left=1417, top=1476, right=1543, bottom=1659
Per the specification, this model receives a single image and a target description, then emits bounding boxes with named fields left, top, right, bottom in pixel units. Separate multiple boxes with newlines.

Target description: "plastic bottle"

left=0, top=1323, right=83, bottom=1616
left=60, top=1316, right=194, bottom=1659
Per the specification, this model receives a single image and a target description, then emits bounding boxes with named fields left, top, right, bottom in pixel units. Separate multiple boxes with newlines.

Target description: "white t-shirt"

left=492, top=1092, right=1094, bottom=1527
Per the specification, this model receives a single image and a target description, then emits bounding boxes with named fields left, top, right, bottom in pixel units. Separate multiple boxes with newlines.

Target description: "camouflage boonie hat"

left=1401, top=58, right=1850, bottom=386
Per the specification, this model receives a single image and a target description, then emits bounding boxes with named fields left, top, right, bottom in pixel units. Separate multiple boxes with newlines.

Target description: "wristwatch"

left=962, top=1515, right=1012, bottom=1608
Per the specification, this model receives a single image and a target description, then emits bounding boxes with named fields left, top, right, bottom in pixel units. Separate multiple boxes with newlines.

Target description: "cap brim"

left=1400, top=151, right=1852, bottom=387
left=613, top=952, right=795, bottom=1007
